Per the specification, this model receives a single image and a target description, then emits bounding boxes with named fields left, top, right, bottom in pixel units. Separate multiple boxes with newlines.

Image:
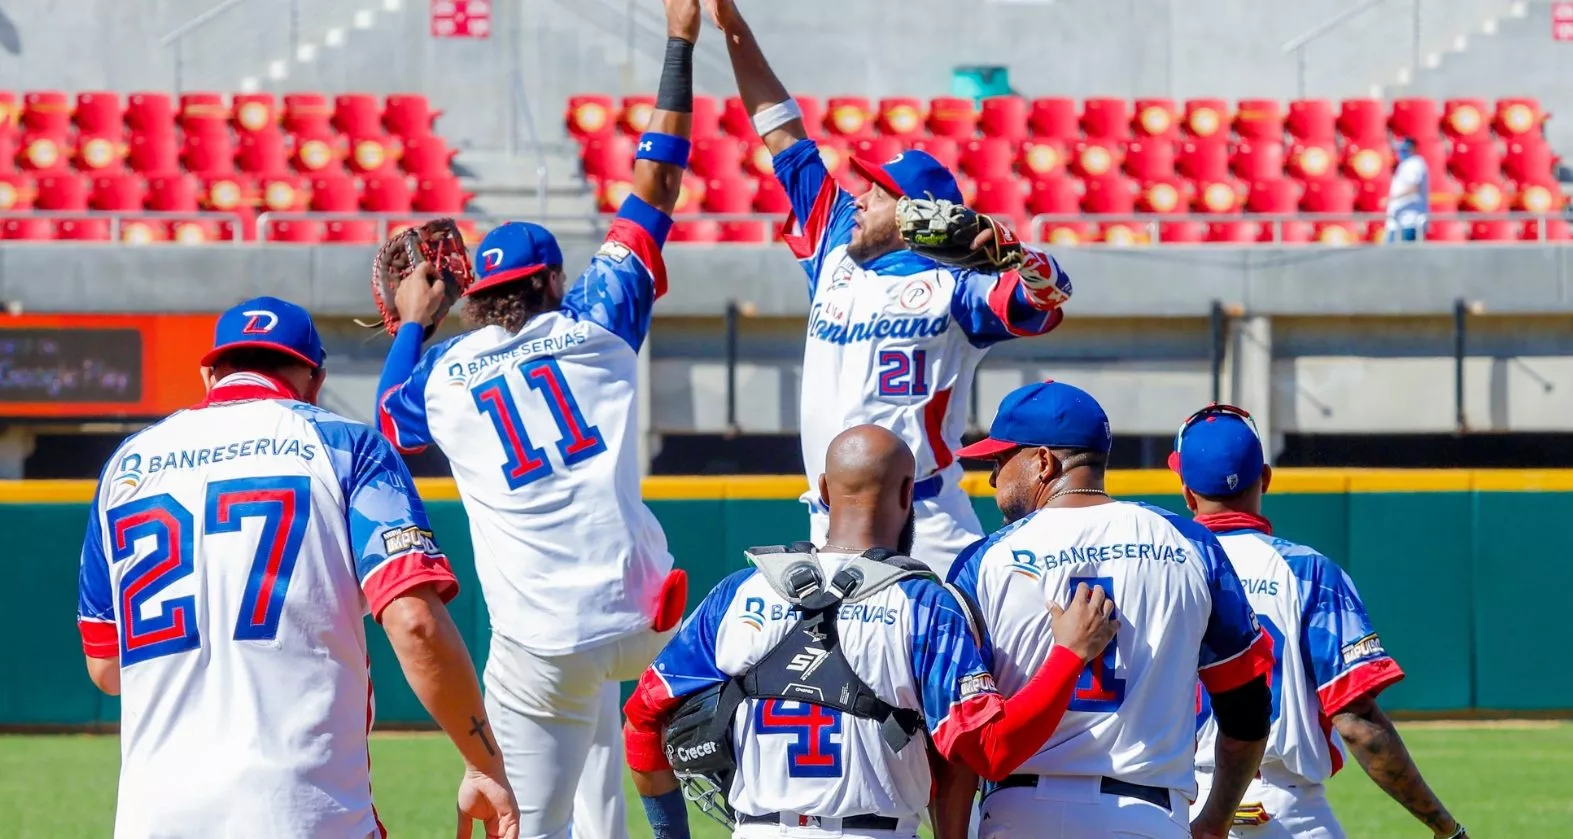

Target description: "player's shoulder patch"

left=1341, top=632, right=1387, bottom=664
left=596, top=240, right=632, bottom=262
left=959, top=671, right=998, bottom=699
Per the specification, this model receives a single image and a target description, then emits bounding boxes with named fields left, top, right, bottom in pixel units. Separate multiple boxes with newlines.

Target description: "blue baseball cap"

left=1167, top=405, right=1266, bottom=496
left=468, top=221, right=564, bottom=296
left=848, top=149, right=964, bottom=205
left=201, top=296, right=325, bottom=369
left=954, top=380, right=1113, bottom=460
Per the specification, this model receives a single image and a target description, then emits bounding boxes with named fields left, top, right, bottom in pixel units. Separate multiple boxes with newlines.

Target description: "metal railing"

left=1022, top=211, right=1572, bottom=244
left=1282, top=0, right=1391, bottom=98
left=0, top=211, right=249, bottom=243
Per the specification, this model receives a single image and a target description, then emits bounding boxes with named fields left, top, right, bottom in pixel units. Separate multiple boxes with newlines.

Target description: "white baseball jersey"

left=1195, top=528, right=1404, bottom=785
left=1386, top=155, right=1430, bottom=229
left=378, top=218, right=674, bottom=656
left=624, top=551, right=1004, bottom=820
left=949, top=501, right=1273, bottom=799
left=77, top=373, right=457, bottom=839
left=772, top=139, right=1075, bottom=508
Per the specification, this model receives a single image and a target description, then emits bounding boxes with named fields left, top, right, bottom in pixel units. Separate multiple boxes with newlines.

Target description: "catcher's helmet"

left=663, top=683, right=738, bottom=828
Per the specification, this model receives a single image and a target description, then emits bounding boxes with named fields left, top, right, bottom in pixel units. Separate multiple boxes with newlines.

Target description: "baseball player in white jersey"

left=1171, top=404, right=1471, bottom=839
left=372, top=3, right=702, bottom=836
left=76, top=297, right=518, bottom=839
left=705, top=0, right=1075, bottom=578
left=946, top=381, right=1277, bottom=839
left=622, top=424, right=1118, bottom=839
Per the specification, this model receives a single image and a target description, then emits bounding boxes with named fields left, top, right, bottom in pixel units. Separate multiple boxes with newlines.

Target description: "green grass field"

left=2, top=723, right=1568, bottom=837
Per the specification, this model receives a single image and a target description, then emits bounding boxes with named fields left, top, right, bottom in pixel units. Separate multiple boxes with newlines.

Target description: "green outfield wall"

left=6, top=470, right=1572, bottom=728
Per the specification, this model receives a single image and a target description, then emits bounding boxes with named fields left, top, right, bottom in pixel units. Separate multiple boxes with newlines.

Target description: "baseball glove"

left=366, top=218, right=476, bottom=340
left=897, top=197, right=1024, bottom=272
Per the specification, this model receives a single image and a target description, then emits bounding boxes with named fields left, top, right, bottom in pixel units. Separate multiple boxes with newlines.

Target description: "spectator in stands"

left=1385, top=138, right=1429, bottom=243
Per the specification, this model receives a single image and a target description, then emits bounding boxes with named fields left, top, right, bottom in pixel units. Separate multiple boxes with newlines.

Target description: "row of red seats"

left=0, top=215, right=488, bottom=244
left=0, top=171, right=472, bottom=214
left=1, top=128, right=458, bottom=178
left=0, top=91, right=443, bottom=140
left=582, top=133, right=1560, bottom=194
left=566, top=94, right=1549, bottom=145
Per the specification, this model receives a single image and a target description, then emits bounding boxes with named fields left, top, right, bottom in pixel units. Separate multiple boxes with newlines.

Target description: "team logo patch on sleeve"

left=960, top=672, right=998, bottom=699
left=1341, top=633, right=1386, bottom=664
left=381, top=525, right=437, bottom=558
left=596, top=241, right=632, bottom=262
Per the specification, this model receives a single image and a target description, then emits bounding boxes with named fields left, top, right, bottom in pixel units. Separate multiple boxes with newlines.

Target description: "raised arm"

left=707, top=0, right=805, bottom=155
left=628, top=0, right=701, bottom=216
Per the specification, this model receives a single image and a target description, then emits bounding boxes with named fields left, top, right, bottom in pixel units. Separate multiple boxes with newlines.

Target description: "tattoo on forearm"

left=468, top=715, right=497, bottom=757
left=1335, top=701, right=1455, bottom=834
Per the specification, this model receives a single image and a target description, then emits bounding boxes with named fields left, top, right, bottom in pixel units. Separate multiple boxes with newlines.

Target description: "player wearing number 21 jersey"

left=948, top=381, right=1275, bottom=839
left=76, top=297, right=517, bottom=839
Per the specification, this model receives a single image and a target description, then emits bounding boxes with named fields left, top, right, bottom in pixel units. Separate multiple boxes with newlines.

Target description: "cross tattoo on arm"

left=468, top=715, right=498, bottom=757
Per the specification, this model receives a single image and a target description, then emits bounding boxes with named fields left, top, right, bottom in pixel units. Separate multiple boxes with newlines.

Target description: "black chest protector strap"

left=702, top=543, right=932, bottom=755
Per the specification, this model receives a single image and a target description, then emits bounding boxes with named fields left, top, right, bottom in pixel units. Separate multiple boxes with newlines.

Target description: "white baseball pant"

left=733, top=817, right=920, bottom=839
left=809, top=484, right=984, bottom=579
left=1191, top=773, right=1344, bottom=839
left=482, top=627, right=672, bottom=839
left=978, top=776, right=1190, bottom=839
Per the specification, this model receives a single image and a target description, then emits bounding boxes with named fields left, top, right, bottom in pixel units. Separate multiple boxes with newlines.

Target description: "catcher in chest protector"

left=366, top=2, right=702, bottom=836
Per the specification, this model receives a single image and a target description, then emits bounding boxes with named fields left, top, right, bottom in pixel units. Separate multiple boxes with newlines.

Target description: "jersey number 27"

left=471, top=357, right=608, bottom=490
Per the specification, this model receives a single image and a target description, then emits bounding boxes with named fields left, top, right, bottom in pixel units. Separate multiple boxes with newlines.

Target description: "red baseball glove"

left=366, top=219, right=476, bottom=339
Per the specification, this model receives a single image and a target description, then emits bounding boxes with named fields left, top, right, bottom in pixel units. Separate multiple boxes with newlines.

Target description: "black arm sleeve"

left=1210, top=674, right=1272, bottom=741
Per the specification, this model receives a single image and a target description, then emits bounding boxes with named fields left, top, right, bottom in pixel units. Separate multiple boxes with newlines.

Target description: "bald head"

left=817, top=425, right=916, bottom=554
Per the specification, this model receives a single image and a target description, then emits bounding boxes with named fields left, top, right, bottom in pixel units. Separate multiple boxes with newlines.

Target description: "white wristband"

left=752, top=99, right=804, bottom=137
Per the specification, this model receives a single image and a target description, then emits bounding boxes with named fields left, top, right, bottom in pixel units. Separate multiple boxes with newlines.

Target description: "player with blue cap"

left=947, top=382, right=1276, bottom=838
left=1171, top=404, right=1471, bottom=839
left=199, top=295, right=327, bottom=404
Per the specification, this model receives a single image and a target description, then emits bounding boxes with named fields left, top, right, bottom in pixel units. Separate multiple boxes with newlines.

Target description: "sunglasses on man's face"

left=1172, top=403, right=1260, bottom=454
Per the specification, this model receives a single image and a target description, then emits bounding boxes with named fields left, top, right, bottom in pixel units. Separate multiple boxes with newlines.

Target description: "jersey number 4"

left=471, top=357, right=608, bottom=490
left=754, top=699, right=844, bottom=779
left=1067, top=576, right=1127, bottom=712
left=107, top=476, right=311, bottom=666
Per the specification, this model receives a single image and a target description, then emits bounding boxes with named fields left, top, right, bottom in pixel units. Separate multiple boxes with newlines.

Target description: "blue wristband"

left=636, top=132, right=691, bottom=168
left=640, top=788, right=690, bottom=839
left=616, top=194, right=674, bottom=246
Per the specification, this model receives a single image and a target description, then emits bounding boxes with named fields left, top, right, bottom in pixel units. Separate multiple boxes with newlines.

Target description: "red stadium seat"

left=720, top=97, right=753, bottom=139
left=1460, top=179, right=1507, bottom=213
left=960, top=137, right=1015, bottom=180
left=1132, top=99, right=1179, bottom=140
left=120, top=218, right=169, bottom=245
left=1, top=218, right=54, bottom=240
left=399, top=134, right=457, bottom=178
left=259, top=174, right=310, bottom=212
left=690, top=136, right=745, bottom=179
left=702, top=175, right=757, bottom=213
left=1038, top=221, right=1097, bottom=246
left=1511, top=180, right=1563, bottom=214
left=333, top=93, right=383, bottom=136
left=146, top=173, right=198, bottom=212
left=1245, top=178, right=1300, bottom=214
left=927, top=97, right=977, bottom=139
left=0, top=131, right=14, bottom=170
left=0, top=173, right=35, bottom=210
left=1137, top=176, right=1189, bottom=214
left=232, top=93, right=277, bottom=134
left=742, top=140, right=776, bottom=178
left=1311, top=221, right=1361, bottom=245
left=125, top=92, right=175, bottom=135
left=673, top=173, right=707, bottom=214
left=876, top=97, right=925, bottom=138
left=1028, top=97, right=1078, bottom=141
left=74, top=92, right=123, bottom=136
left=1160, top=220, right=1207, bottom=243
left=17, top=130, right=70, bottom=172
left=1468, top=219, right=1515, bottom=241
left=1493, top=98, right=1544, bottom=139
left=0, top=91, right=18, bottom=133
left=1124, top=138, right=1174, bottom=181
left=282, top=93, right=333, bottom=135
left=691, top=95, right=720, bottom=139
left=1081, top=175, right=1136, bottom=214
left=384, top=94, right=439, bottom=137
left=595, top=178, right=634, bottom=213
left=308, top=173, right=359, bottom=212
left=215, top=211, right=258, bottom=242
left=347, top=134, right=399, bottom=176
left=1183, top=98, right=1230, bottom=140
left=1026, top=176, right=1080, bottom=216
left=1503, top=138, right=1555, bottom=184
left=322, top=219, right=379, bottom=244
left=1429, top=174, right=1463, bottom=213
left=1413, top=136, right=1447, bottom=175
left=127, top=131, right=179, bottom=175
left=971, top=177, right=1026, bottom=231
left=90, top=173, right=146, bottom=210
left=1260, top=219, right=1314, bottom=243
left=565, top=94, right=616, bottom=139
left=815, top=137, right=850, bottom=178
left=34, top=172, right=88, bottom=210
left=980, top=97, right=1029, bottom=141
left=1448, top=139, right=1501, bottom=183
left=1442, top=99, right=1490, bottom=141
left=668, top=220, right=721, bottom=243
left=75, top=133, right=125, bottom=173
left=953, top=175, right=976, bottom=206
left=1389, top=98, right=1440, bottom=140
left=1520, top=218, right=1571, bottom=242
left=21, top=91, right=70, bottom=133
left=201, top=173, right=255, bottom=213
left=854, top=136, right=904, bottom=168
left=1299, top=177, right=1356, bottom=213
left=581, top=134, right=635, bottom=181
left=1193, top=179, right=1243, bottom=214
left=1230, top=139, right=1284, bottom=182
left=1018, top=138, right=1068, bottom=179
left=55, top=218, right=111, bottom=241
left=1286, top=141, right=1337, bottom=181
left=266, top=219, right=324, bottom=243
left=1177, top=138, right=1230, bottom=182
left=1071, top=139, right=1124, bottom=179
left=825, top=97, right=873, bottom=138
left=1336, top=98, right=1385, bottom=143
left=179, top=91, right=229, bottom=136
left=1283, top=100, right=1333, bottom=143
left=1354, top=178, right=1389, bottom=213
left=718, top=220, right=769, bottom=242
left=753, top=176, right=790, bottom=213
left=414, top=175, right=471, bottom=213
left=1234, top=99, right=1284, bottom=141
left=361, top=174, right=413, bottom=213
left=236, top=128, right=288, bottom=175
left=182, top=132, right=236, bottom=176
left=1425, top=218, right=1468, bottom=242
left=1081, top=97, right=1130, bottom=139
left=619, top=95, right=656, bottom=136
left=291, top=130, right=344, bottom=174
left=1342, top=141, right=1392, bottom=182
left=909, top=136, right=960, bottom=172
left=1096, top=222, right=1149, bottom=246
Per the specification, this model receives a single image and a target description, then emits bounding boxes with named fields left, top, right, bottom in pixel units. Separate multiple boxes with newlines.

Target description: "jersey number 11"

left=471, top=357, right=608, bottom=490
